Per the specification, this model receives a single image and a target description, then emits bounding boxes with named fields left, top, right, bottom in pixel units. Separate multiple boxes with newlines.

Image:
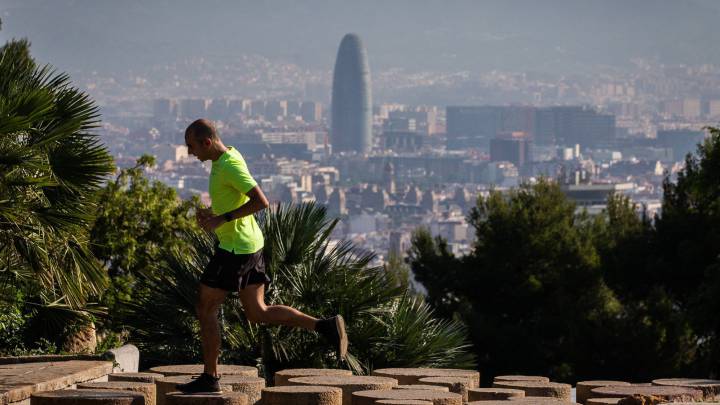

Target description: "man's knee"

left=245, top=306, right=267, bottom=324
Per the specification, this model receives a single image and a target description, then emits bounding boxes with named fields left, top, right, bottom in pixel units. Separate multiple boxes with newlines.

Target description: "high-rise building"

left=179, top=99, right=208, bottom=119
left=301, top=101, right=323, bottom=123
left=153, top=98, right=176, bottom=120
left=265, top=101, right=288, bottom=121
left=331, top=33, right=372, bottom=154
left=490, top=132, right=532, bottom=168
left=657, top=129, right=705, bottom=160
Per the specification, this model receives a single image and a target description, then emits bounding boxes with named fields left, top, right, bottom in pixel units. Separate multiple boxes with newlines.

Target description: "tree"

left=0, top=38, right=114, bottom=352
left=120, top=202, right=476, bottom=376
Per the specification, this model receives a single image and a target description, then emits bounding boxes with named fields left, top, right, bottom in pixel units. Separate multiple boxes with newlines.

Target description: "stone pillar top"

left=149, top=365, right=257, bottom=377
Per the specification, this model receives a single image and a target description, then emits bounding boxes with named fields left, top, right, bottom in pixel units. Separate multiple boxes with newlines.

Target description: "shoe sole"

left=335, top=315, right=348, bottom=359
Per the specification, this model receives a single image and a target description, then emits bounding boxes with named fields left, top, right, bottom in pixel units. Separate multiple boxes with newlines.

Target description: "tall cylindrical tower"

left=331, top=33, right=372, bottom=154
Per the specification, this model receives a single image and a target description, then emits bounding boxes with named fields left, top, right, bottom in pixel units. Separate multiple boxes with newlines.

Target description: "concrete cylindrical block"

left=468, top=388, right=525, bottom=401
left=351, top=389, right=462, bottom=405
left=31, top=389, right=145, bottom=405
left=394, top=386, right=448, bottom=392
left=493, top=376, right=550, bottom=384
left=149, top=365, right=257, bottom=378
left=418, top=377, right=473, bottom=401
left=77, top=382, right=156, bottom=405
left=165, top=392, right=247, bottom=405
left=372, top=369, right=479, bottom=388
left=587, top=398, right=621, bottom=405
left=261, top=386, right=342, bottom=405
left=156, top=376, right=234, bottom=405
left=508, top=398, right=580, bottom=405
left=589, top=386, right=703, bottom=403
left=492, top=381, right=571, bottom=401
left=376, top=401, right=433, bottom=405
left=109, top=374, right=165, bottom=383
left=576, top=381, right=630, bottom=404
left=274, top=369, right=354, bottom=386
left=652, top=379, right=720, bottom=400
left=288, top=376, right=397, bottom=405
left=218, top=376, right=265, bottom=405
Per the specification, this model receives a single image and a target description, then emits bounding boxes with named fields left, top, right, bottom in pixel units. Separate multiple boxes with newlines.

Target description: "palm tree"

left=121, top=202, right=476, bottom=376
left=0, top=39, right=115, bottom=348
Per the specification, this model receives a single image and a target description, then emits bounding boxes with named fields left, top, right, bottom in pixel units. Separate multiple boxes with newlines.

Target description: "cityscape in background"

left=5, top=2, right=719, bottom=266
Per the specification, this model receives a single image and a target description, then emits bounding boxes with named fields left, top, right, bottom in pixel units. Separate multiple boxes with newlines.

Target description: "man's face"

left=185, top=132, right=212, bottom=161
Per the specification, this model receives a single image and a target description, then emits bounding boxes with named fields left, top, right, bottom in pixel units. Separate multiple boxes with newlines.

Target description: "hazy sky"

left=2, top=0, right=719, bottom=75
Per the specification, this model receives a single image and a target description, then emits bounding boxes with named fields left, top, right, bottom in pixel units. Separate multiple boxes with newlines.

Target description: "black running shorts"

left=200, top=247, right=271, bottom=292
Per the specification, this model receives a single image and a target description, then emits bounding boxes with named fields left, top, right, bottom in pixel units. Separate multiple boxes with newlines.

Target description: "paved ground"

left=0, top=360, right=113, bottom=405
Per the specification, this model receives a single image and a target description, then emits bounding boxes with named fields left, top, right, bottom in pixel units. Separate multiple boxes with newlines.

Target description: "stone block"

left=261, top=386, right=342, bottom=405
left=108, top=374, right=164, bottom=384
left=393, top=386, right=447, bottom=392
left=77, top=382, right=155, bottom=405
left=148, top=366, right=256, bottom=378
left=215, top=377, right=264, bottom=405
left=287, top=376, right=397, bottom=405
left=351, top=389, right=462, bottom=405
left=31, top=389, right=144, bottom=405
left=491, top=381, right=572, bottom=401
left=102, top=346, right=140, bottom=373
left=165, top=392, right=247, bottom=405
left=274, top=369, right=353, bottom=387
left=371, top=369, right=479, bottom=388
left=576, top=381, right=630, bottom=405
left=589, top=386, right=703, bottom=403
left=467, top=388, right=525, bottom=401
left=587, top=398, right=621, bottom=405
left=376, top=401, right=432, bottom=405
left=417, top=377, right=473, bottom=402
left=155, top=377, right=233, bottom=405
left=509, top=398, right=580, bottom=405
left=493, top=376, right=549, bottom=384
left=651, top=379, right=720, bottom=400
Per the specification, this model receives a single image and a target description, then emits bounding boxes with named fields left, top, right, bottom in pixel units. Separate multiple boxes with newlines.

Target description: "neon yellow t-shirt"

left=209, top=147, right=264, bottom=254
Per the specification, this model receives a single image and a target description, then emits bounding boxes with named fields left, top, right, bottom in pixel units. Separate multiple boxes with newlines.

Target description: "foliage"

left=119, top=202, right=476, bottom=376
left=0, top=37, right=114, bottom=352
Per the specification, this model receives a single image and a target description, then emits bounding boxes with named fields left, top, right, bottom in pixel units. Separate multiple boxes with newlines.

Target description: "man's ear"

left=203, top=138, right=212, bottom=147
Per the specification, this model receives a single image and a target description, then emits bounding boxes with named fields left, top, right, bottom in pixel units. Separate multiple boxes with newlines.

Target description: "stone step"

left=155, top=377, right=234, bottom=405
left=491, top=381, right=572, bottom=401
left=351, top=389, right=462, bottom=405
left=393, top=386, right=448, bottom=392
left=467, top=388, right=525, bottom=401
left=651, top=378, right=720, bottom=400
left=261, top=386, right=342, bottom=405
left=274, top=369, right=353, bottom=387
left=417, top=377, right=474, bottom=402
left=587, top=398, right=620, bottom=405
left=165, top=392, right=247, bottom=405
left=76, top=382, right=156, bottom=405
left=371, top=369, right=479, bottom=388
left=214, top=377, right=264, bottom=405
left=148, top=367, right=257, bottom=378
left=509, top=398, right=581, bottom=405
left=108, top=374, right=164, bottom=384
left=31, top=389, right=144, bottom=405
left=493, top=376, right=550, bottom=384
left=287, top=376, right=397, bottom=405
left=375, top=401, right=432, bottom=405
left=589, top=386, right=703, bottom=403
left=575, top=381, right=630, bottom=405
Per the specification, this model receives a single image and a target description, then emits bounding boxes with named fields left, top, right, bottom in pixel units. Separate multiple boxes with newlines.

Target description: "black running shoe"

left=175, top=373, right=221, bottom=393
left=316, top=315, right=348, bottom=360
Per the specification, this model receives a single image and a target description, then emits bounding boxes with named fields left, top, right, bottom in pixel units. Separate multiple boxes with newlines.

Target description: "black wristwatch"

left=223, top=212, right=234, bottom=222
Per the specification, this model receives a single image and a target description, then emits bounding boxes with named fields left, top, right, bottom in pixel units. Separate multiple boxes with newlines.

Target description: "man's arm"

left=198, top=185, right=269, bottom=232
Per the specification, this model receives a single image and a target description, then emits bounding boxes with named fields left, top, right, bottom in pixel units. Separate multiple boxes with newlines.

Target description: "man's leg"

left=197, top=283, right=228, bottom=377
left=238, top=283, right=317, bottom=330
left=238, top=283, right=348, bottom=359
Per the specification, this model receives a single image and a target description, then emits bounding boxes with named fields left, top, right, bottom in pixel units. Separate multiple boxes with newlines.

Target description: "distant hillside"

left=1, top=0, right=718, bottom=74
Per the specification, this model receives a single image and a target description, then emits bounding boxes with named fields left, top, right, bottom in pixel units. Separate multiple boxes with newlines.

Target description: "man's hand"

left=199, top=214, right=226, bottom=232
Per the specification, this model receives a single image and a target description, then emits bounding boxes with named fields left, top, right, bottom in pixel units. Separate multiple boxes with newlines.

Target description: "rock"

left=109, top=373, right=164, bottom=384
left=651, top=378, right=720, bottom=400
left=215, top=376, right=264, bottom=405
left=493, top=376, right=550, bottom=384
left=589, top=386, right=703, bottom=403
left=376, top=401, right=433, bottom=405
left=417, top=377, right=474, bottom=401
left=155, top=376, right=234, bottom=405
left=394, top=386, right=448, bottom=392
left=587, top=398, right=621, bottom=405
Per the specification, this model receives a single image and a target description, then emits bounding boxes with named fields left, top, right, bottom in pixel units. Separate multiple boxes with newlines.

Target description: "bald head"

left=185, top=118, right=219, bottom=142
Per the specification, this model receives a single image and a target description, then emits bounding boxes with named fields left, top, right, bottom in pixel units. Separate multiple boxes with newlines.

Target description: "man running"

left=177, top=118, right=347, bottom=393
